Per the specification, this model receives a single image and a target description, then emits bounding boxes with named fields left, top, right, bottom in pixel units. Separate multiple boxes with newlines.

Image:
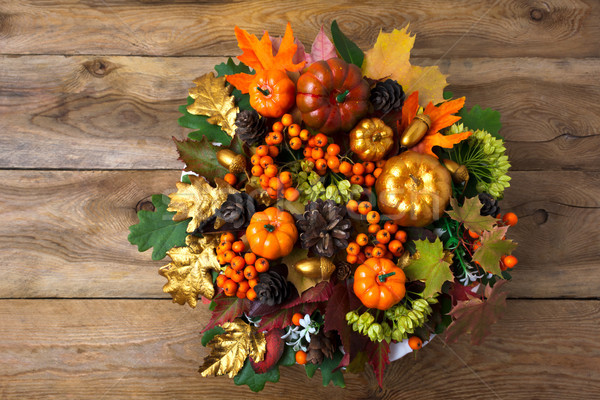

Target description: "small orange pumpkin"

left=353, top=257, right=406, bottom=310
left=249, top=69, right=296, bottom=118
left=246, top=207, right=298, bottom=260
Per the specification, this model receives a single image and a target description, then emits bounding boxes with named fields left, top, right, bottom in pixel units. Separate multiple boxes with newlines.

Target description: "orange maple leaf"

left=226, top=23, right=305, bottom=94
left=398, top=92, right=472, bottom=157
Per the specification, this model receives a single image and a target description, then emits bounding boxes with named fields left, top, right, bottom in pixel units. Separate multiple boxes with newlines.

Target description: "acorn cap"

left=217, top=149, right=247, bottom=174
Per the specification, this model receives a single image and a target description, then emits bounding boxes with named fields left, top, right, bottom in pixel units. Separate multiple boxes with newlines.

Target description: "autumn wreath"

left=129, top=21, right=518, bottom=391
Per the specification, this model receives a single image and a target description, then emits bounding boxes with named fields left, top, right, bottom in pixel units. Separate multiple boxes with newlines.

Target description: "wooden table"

left=1, top=1, right=599, bottom=399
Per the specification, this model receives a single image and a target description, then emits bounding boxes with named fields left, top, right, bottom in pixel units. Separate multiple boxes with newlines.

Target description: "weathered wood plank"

left=1, top=0, right=599, bottom=58
left=0, top=170, right=597, bottom=299
left=0, top=299, right=597, bottom=399
left=1, top=55, right=599, bottom=170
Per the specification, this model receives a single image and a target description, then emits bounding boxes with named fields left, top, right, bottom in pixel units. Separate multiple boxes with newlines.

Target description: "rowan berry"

left=358, top=201, right=373, bottom=215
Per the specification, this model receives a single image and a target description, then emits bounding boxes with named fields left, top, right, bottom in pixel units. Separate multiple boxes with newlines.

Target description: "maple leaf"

left=305, top=25, right=337, bottom=64
left=366, top=340, right=390, bottom=388
left=167, top=175, right=237, bottom=233
left=158, top=235, right=221, bottom=307
left=250, top=328, right=285, bottom=374
left=446, top=197, right=497, bottom=233
left=271, top=35, right=307, bottom=65
left=473, top=226, right=518, bottom=276
left=403, top=238, right=454, bottom=298
left=200, top=318, right=266, bottom=378
left=445, top=280, right=509, bottom=345
left=324, top=281, right=363, bottom=361
left=187, top=72, right=239, bottom=137
left=257, top=303, right=319, bottom=331
left=362, top=25, right=448, bottom=106
left=283, top=280, right=334, bottom=309
left=202, top=293, right=250, bottom=333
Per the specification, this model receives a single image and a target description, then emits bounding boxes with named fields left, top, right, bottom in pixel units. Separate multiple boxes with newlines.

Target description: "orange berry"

left=376, top=160, right=386, bottom=168
left=217, top=253, right=226, bottom=265
left=346, top=199, right=359, bottom=213
left=251, top=154, right=262, bottom=166
left=295, top=350, right=307, bottom=365
left=236, top=290, right=247, bottom=299
left=408, top=336, right=423, bottom=350
left=231, top=256, right=246, bottom=271
left=244, top=252, right=257, bottom=265
left=315, top=158, right=328, bottom=171
left=372, top=247, right=385, bottom=258
left=264, top=164, right=278, bottom=177
left=346, top=242, right=360, bottom=255
left=395, top=230, right=408, bottom=243
left=270, top=131, right=283, bottom=145
left=376, top=229, right=391, bottom=244
left=467, top=230, right=480, bottom=239
left=279, top=171, right=292, bottom=185
left=288, top=123, right=301, bottom=137
left=346, top=254, right=358, bottom=264
left=503, top=255, right=518, bottom=268
left=269, top=145, right=280, bottom=158
left=251, top=165, right=264, bottom=177
left=223, top=250, right=236, bottom=263
left=269, top=177, right=284, bottom=191
left=289, top=137, right=302, bottom=150
left=327, top=143, right=341, bottom=156
left=358, top=201, right=373, bottom=215
left=272, top=121, right=284, bottom=132
left=364, top=174, right=376, bottom=187
left=246, top=287, right=257, bottom=301
left=356, top=233, right=369, bottom=247
left=265, top=135, right=274, bottom=146
left=292, top=312, right=303, bottom=326
left=327, top=156, right=340, bottom=170
left=259, top=156, right=274, bottom=169
left=312, top=147, right=324, bottom=160
left=308, top=137, right=316, bottom=148
left=284, top=187, right=300, bottom=202
left=238, top=280, right=250, bottom=293
left=388, top=240, right=403, bottom=254
left=248, top=278, right=259, bottom=288
left=224, top=266, right=234, bottom=278
left=363, top=162, right=375, bottom=174
left=244, top=265, right=258, bottom=280
left=366, top=211, right=380, bottom=224
left=373, top=167, right=383, bottom=178
left=231, top=269, right=245, bottom=283
left=299, top=129, right=310, bottom=141
left=218, top=241, right=232, bottom=253
left=255, top=258, right=270, bottom=273
left=364, top=246, right=374, bottom=258
left=368, top=223, right=381, bottom=234
left=352, top=163, right=365, bottom=176
left=339, top=161, right=353, bottom=176
left=256, top=145, right=269, bottom=156
left=223, top=280, right=238, bottom=296
left=314, top=133, right=328, bottom=147
left=266, top=187, right=278, bottom=199
left=221, top=232, right=235, bottom=243
left=232, top=241, right=245, bottom=253
left=259, top=174, right=270, bottom=188
left=473, top=241, right=481, bottom=251
left=503, top=212, right=518, bottom=227
left=351, top=174, right=365, bottom=185
left=281, top=114, right=293, bottom=127
left=303, top=147, right=313, bottom=158
left=384, top=221, right=398, bottom=234
left=224, top=173, right=237, bottom=186
left=216, top=274, right=227, bottom=288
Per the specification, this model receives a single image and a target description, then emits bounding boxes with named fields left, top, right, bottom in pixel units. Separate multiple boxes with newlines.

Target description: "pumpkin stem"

left=378, top=271, right=396, bottom=282
left=263, top=224, right=276, bottom=232
left=336, top=89, right=350, bottom=103
left=257, top=86, right=270, bottom=96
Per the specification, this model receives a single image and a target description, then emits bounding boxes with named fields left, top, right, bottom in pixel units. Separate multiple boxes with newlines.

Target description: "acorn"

left=442, top=158, right=469, bottom=185
left=216, top=149, right=246, bottom=174
left=400, top=114, right=431, bottom=148
left=294, top=257, right=336, bottom=280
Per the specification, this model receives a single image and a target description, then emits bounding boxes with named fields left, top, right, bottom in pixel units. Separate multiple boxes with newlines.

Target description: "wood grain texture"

left=1, top=55, right=599, bottom=170
left=0, top=170, right=597, bottom=299
left=0, top=299, right=598, bottom=399
left=1, top=0, right=599, bottom=58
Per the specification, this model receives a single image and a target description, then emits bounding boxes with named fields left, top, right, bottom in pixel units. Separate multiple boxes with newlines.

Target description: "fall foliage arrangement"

left=129, top=21, right=518, bottom=391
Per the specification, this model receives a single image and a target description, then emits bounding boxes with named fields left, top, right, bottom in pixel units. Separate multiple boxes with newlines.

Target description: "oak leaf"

left=362, top=26, right=448, bottom=106
left=199, top=318, right=266, bottom=378
left=445, top=280, right=508, bottom=345
left=473, top=226, right=518, bottom=276
left=403, top=238, right=454, bottom=298
left=167, top=175, right=237, bottom=233
left=158, top=235, right=221, bottom=307
left=187, top=72, right=239, bottom=137
left=446, top=197, right=497, bottom=233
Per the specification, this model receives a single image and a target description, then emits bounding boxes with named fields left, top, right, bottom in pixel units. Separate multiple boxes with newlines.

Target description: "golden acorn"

left=400, top=114, right=431, bottom=148
left=294, top=257, right=336, bottom=280
left=442, top=158, right=469, bottom=185
left=217, top=149, right=246, bottom=174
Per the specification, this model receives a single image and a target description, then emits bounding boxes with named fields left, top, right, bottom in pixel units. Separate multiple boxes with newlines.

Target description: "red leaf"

left=283, top=280, right=334, bottom=309
left=449, top=280, right=478, bottom=305
left=367, top=340, right=390, bottom=389
left=258, top=303, right=319, bottom=331
left=251, top=329, right=285, bottom=374
left=324, top=282, right=351, bottom=351
left=202, top=293, right=249, bottom=333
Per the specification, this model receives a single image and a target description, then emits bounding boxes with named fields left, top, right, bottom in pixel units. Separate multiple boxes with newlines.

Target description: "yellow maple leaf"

left=362, top=25, right=448, bottom=106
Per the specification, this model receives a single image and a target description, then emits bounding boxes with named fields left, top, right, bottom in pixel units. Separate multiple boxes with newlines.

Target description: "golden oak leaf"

left=159, top=235, right=221, bottom=307
left=200, top=318, right=266, bottom=378
left=168, top=175, right=237, bottom=233
left=187, top=72, right=239, bottom=137
left=362, top=25, right=448, bottom=106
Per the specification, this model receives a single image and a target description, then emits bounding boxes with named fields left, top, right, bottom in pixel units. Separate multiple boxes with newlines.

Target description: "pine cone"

left=370, top=79, right=405, bottom=115
left=296, top=200, right=351, bottom=258
left=214, top=192, right=256, bottom=229
left=336, top=261, right=352, bottom=281
left=307, top=330, right=338, bottom=364
left=254, top=271, right=290, bottom=306
left=235, top=109, right=268, bottom=145
left=479, top=193, right=500, bottom=216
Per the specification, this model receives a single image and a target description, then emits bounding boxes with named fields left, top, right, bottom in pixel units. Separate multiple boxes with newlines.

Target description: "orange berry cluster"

left=291, top=312, right=307, bottom=364
left=466, top=212, right=519, bottom=271
left=339, top=159, right=385, bottom=188
left=250, top=145, right=299, bottom=201
left=345, top=202, right=408, bottom=264
left=215, top=232, right=270, bottom=300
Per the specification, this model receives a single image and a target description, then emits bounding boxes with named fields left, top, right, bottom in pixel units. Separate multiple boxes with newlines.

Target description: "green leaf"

left=278, top=345, right=296, bottom=367
left=331, top=20, right=364, bottom=67
left=201, top=326, right=225, bottom=346
left=304, top=362, right=318, bottom=378
left=234, top=359, right=280, bottom=392
left=403, top=238, right=454, bottom=298
left=472, top=226, right=517, bottom=276
left=443, top=91, right=454, bottom=100
left=178, top=97, right=233, bottom=145
left=458, top=105, right=503, bottom=139
left=181, top=174, right=192, bottom=184
left=446, top=197, right=497, bottom=233
left=128, top=194, right=189, bottom=260
left=319, top=350, right=346, bottom=388
left=173, top=136, right=229, bottom=181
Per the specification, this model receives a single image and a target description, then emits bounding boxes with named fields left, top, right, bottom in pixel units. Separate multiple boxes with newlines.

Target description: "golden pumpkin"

left=349, top=118, right=394, bottom=162
left=375, top=151, right=452, bottom=227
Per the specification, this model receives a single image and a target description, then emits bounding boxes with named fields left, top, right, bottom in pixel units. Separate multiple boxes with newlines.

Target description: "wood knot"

left=533, top=209, right=548, bottom=225
left=136, top=197, right=155, bottom=213
left=530, top=8, right=544, bottom=21
left=83, top=59, right=116, bottom=78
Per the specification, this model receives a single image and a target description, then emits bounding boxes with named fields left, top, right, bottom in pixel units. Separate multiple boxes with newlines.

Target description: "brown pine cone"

left=336, top=261, right=352, bottom=281
left=307, top=330, right=338, bottom=364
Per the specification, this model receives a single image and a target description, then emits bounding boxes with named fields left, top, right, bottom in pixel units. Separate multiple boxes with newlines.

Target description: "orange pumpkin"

left=246, top=207, right=298, bottom=260
left=353, top=258, right=406, bottom=310
left=249, top=69, right=296, bottom=118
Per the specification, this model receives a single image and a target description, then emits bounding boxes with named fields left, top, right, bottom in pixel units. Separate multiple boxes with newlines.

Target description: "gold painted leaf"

left=187, top=72, right=239, bottom=137
left=200, top=318, right=266, bottom=378
left=168, top=175, right=237, bottom=233
left=158, top=234, right=221, bottom=307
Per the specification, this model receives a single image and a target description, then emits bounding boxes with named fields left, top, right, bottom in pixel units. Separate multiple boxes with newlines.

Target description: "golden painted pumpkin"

left=349, top=118, right=394, bottom=162
left=375, top=151, right=452, bottom=227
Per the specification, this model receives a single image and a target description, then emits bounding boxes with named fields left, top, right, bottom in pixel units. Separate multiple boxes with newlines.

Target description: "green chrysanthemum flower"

left=447, top=123, right=511, bottom=199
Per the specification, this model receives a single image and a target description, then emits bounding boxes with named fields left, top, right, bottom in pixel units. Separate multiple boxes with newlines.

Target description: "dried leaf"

left=200, top=318, right=266, bottom=378
left=187, top=72, right=239, bottom=137
left=306, top=25, right=337, bottom=63
left=257, top=303, right=320, bottom=331
left=362, top=26, right=447, bottom=106
left=403, top=238, right=454, bottom=298
left=159, top=235, right=221, bottom=307
left=473, top=226, right=518, bottom=276
left=168, top=175, right=237, bottom=233
left=283, top=280, right=334, bottom=309
left=446, top=197, right=498, bottom=233
left=445, top=280, right=508, bottom=345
